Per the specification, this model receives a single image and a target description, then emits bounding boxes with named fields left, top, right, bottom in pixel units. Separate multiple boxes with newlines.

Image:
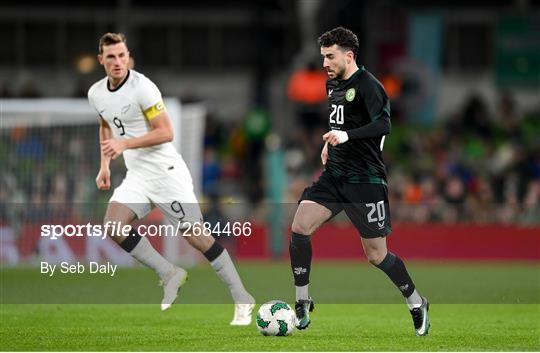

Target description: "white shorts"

left=110, top=162, right=203, bottom=229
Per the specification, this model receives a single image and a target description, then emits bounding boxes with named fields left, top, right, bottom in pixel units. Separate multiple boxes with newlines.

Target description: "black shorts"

left=299, top=170, right=392, bottom=238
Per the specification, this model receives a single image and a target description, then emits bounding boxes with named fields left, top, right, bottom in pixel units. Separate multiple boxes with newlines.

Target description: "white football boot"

left=230, top=293, right=256, bottom=326
left=160, top=267, right=188, bottom=311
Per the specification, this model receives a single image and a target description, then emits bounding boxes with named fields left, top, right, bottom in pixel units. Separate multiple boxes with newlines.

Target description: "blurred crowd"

left=0, top=124, right=110, bottom=233
left=1, top=85, right=539, bottom=229
left=202, top=89, right=540, bottom=226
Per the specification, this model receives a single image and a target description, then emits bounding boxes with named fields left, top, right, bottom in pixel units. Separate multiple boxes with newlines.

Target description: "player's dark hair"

left=318, top=27, right=359, bottom=59
left=99, top=32, right=127, bottom=53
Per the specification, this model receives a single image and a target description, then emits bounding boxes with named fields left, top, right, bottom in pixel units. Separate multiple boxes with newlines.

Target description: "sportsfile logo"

left=39, top=221, right=186, bottom=240
left=40, top=221, right=253, bottom=239
left=41, top=223, right=114, bottom=240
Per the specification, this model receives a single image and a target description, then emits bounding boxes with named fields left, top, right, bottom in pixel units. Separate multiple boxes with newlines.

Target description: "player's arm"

left=96, top=117, right=112, bottom=190
left=100, top=110, right=173, bottom=159
left=125, top=111, right=173, bottom=149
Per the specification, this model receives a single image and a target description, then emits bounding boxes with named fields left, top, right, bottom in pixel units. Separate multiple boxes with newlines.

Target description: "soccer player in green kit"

left=289, top=27, right=430, bottom=336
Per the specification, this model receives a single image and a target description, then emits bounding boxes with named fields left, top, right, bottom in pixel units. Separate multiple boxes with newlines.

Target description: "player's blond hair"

left=98, top=32, right=127, bottom=54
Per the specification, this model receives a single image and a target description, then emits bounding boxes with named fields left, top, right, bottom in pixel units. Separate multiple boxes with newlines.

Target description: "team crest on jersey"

left=345, top=88, right=356, bottom=102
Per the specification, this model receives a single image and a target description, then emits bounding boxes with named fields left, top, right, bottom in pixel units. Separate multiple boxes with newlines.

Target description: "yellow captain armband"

left=143, top=100, right=166, bottom=121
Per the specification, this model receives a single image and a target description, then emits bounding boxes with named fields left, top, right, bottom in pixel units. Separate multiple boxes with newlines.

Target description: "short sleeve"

left=87, top=84, right=101, bottom=118
left=87, top=86, right=95, bottom=108
left=138, top=76, right=166, bottom=121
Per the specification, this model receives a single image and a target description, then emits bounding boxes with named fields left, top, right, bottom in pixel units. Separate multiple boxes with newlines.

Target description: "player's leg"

left=361, top=236, right=421, bottom=303
left=290, top=200, right=333, bottom=329
left=290, top=200, right=332, bottom=299
left=183, top=232, right=254, bottom=304
left=153, top=165, right=254, bottom=323
left=181, top=229, right=255, bottom=325
left=361, top=237, right=430, bottom=336
left=343, top=183, right=429, bottom=336
left=291, top=171, right=343, bottom=329
left=107, top=177, right=187, bottom=311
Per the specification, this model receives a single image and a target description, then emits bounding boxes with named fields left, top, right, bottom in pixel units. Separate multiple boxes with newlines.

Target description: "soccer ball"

left=256, top=300, right=296, bottom=336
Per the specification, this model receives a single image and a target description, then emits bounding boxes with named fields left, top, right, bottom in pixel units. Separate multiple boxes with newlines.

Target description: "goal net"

left=0, top=98, right=206, bottom=266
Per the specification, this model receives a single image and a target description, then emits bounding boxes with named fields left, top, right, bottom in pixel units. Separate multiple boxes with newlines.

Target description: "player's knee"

left=366, top=249, right=387, bottom=266
left=291, top=218, right=317, bottom=236
left=183, top=230, right=214, bottom=253
left=102, top=218, right=128, bottom=238
left=102, top=218, right=115, bottom=237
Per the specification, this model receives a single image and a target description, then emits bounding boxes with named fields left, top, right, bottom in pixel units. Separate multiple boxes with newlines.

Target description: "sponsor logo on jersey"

left=121, top=104, right=131, bottom=114
left=328, top=89, right=333, bottom=96
left=345, top=88, right=355, bottom=102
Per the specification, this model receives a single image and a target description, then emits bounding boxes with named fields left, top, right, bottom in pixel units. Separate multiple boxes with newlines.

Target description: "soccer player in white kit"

left=88, top=33, right=255, bottom=324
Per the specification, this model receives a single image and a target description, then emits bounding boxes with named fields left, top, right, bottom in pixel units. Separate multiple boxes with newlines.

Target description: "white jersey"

left=88, top=70, right=184, bottom=178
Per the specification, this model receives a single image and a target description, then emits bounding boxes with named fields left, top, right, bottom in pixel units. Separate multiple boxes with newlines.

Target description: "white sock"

left=295, top=285, right=309, bottom=301
left=406, top=289, right=423, bottom=309
left=210, top=249, right=252, bottom=303
left=130, top=237, right=175, bottom=279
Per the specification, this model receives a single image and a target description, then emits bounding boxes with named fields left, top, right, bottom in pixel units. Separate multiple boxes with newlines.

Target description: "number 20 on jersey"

left=330, top=104, right=344, bottom=125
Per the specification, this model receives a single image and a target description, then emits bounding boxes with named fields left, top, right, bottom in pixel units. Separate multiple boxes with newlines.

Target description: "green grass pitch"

left=1, top=261, right=539, bottom=351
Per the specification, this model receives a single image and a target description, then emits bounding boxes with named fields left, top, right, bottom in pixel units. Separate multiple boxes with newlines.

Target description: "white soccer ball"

left=256, top=300, right=296, bottom=336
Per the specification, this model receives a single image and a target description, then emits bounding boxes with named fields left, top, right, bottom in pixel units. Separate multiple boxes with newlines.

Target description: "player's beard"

left=334, top=65, right=347, bottom=80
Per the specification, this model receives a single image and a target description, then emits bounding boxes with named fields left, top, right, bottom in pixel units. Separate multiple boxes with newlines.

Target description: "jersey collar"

left=107, top=70, right=130, bottom=92
left=339, top=65, right=365, bottom=83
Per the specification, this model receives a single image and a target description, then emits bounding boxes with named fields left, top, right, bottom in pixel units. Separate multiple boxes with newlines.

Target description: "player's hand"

left=95, top=168, right=111, bottom=190
left=323, top=130, right=349, bottom=146
left=101, top=138, right=127, bottom=159
left=321, top=142, right=328, bottom=165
